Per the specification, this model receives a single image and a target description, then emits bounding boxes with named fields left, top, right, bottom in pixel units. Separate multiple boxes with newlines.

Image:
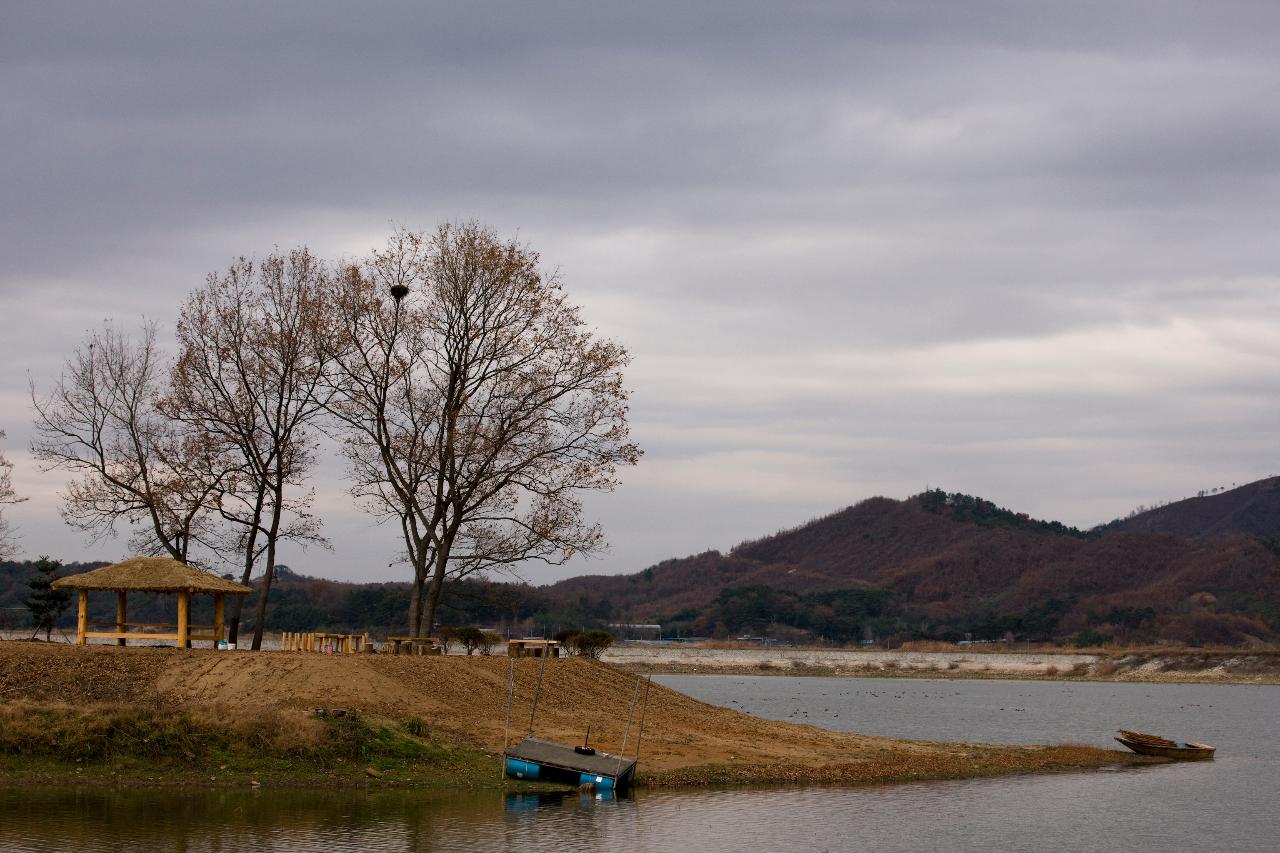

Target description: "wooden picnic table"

left=507, top=638, right=560, bottom=658
left=386, top=636, right=444, bottom=655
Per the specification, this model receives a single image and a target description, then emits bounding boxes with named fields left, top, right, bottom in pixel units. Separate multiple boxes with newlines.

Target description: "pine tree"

left=25, top=556, right=70, bottom=641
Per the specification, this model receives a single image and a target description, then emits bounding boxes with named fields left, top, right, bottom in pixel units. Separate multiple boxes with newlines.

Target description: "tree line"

left=23, top=222, right=638, bottom=647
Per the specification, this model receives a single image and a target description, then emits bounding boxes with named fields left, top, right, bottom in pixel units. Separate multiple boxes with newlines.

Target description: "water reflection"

left=505, top=788, right=625, bottom=814
left=0, top=787, right=504, bottom=852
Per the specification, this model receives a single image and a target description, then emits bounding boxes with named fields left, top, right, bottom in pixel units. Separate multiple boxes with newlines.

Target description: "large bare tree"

left=168, top=249, right=331, bottom=648
left=0, top=430, right=26, bottom=559
left=325, top=229, right=441, bottom=632
left=30, top=322, right=227, bottom=562
left=327, top=223, right=640, bottom=635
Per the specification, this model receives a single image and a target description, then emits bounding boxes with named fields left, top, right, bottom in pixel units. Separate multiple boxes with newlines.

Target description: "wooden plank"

left=84, top=631, right=181, bottom=640
left=90, top=622, right=214, bottom=630
left=76, top=590, right=88, bottom=646
left=82, top=631, right=218, bottom=641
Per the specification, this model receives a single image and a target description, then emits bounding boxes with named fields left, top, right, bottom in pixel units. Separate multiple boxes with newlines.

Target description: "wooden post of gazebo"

left=116, top=591, right=127, bottom=647
left=76, top=590, right=88, bottom=645
left=177, top=590, right=190, bottom=648
left=213, top=593, right=226, bottom=644
left=53, top=556, right=252, bottom=649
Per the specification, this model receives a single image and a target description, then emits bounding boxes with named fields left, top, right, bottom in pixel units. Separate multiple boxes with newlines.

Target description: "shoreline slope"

left=0, top=642, right=1129, bottom=787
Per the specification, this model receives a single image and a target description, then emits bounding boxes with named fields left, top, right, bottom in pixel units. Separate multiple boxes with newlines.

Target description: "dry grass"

left=0, top=701, right=329, bottom=761
left=1043, top=665, right=1060, bottom=677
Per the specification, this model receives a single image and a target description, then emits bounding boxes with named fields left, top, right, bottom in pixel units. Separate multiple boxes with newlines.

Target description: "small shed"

left=508, top=638, right=560, bottom=658
left=52, top=557, right=252, bottom=648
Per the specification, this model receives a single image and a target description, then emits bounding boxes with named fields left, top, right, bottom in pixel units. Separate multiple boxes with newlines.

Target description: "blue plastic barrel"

left=579, top=772, right=615, bottom=791
left=505, top=758, right=541, bottom=780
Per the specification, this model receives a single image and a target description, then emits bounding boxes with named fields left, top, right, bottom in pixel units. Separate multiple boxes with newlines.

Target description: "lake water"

left=2, top=676, right=1277, bottom=852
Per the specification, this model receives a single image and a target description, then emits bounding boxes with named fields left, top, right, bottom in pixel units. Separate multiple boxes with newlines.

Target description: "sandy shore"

left=602, top=645, right=1280, bottom=684
left=0, top=641, right=1132, bottom=787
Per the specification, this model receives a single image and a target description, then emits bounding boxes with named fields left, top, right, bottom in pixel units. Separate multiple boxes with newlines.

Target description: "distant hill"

left=544, top=487, right=1280, bottom=646
left=1096, top=477, right=1280, bottom=542
left=9, top=479, right=1280, bottom=647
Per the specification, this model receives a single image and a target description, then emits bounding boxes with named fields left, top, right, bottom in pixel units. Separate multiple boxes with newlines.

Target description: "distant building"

left=607, top=623, right=662, bottom=641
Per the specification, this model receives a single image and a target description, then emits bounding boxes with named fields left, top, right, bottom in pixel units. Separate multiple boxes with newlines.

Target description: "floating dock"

left=504, top=736, right=638, bottom=791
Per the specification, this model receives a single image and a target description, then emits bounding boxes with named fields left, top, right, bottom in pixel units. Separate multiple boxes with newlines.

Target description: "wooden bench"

left=87, top=621, right=219, bottom=644
left=386, top=636, right=444, bottom=655
left=508, top=639, right=560, bottom=658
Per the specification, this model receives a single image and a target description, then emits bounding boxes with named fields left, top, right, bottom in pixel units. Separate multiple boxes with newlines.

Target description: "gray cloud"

left=4, top=2, right=1280, bottom=582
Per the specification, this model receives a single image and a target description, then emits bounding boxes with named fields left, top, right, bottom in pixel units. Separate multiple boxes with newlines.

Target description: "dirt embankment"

left=0, top=641, right=1129, bottom=787
left=603, top=646, right=1280, bottom=683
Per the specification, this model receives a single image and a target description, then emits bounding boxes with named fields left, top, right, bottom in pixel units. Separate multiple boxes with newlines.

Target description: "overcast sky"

left=3, top=2, right=1279, bottom=584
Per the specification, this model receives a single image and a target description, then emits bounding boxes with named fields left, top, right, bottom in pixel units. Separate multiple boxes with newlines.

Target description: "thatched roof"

left=51, top=557, right=252, bottom=595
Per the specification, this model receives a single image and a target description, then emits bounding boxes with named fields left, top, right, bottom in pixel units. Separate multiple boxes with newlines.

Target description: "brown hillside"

left=1101, top=476, right=1280, bottom=540
left=545, top=492, right=1280, bottom=644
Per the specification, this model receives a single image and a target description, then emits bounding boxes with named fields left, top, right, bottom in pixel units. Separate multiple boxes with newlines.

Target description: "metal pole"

left=503, top=653, right=515, bottom=749
left=617, top=674, right=642, bottom=775
left=634, top=676, right=653, bottom=762
left=526, top=649, right=547, bottom=737
left=501, top=653, right=516, bottom=781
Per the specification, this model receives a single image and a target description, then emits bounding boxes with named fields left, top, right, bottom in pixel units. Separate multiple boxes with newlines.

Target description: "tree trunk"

left=249, top=559, right=275, bottom=650
left=250, top=481, right=285, bottom=651
left=407, top=548, right=428, bottom=636
left=227, top=491, right=266, bottom=646
left=420, top=533, right=454, bottom=638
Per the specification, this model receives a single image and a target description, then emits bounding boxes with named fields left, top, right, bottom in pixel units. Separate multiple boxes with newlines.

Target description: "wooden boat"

left=1115, top=729, right=1215, bottom=760
left=504, top=736, right=638, bottom=792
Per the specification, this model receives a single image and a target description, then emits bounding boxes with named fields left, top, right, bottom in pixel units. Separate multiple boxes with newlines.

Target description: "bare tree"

left=168, top=249, right=331, bottom=649
left=327, top=223, right=640, bottom=635
left=30, top=322, right=227, bottom=562
left=0, top=430, right=27, bottom=559
left=325, top=229, right=440, bottom=633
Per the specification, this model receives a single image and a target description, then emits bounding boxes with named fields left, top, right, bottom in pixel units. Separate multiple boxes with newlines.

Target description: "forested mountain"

left=7, top=479, right=1280, bottom=646
left=1096, top=476, right=1280, bottom=541
left=545, top=487, right=1280, bottom=645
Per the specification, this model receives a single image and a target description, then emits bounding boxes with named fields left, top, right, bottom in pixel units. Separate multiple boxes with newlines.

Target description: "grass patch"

left=0, top=701, right=509, bottom=790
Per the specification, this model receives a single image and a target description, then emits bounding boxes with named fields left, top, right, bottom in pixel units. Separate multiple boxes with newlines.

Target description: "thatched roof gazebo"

left=52, top=557, right=252, bottom=648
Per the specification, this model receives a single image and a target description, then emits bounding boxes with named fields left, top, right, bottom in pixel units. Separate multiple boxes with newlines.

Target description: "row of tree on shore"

left=11, top=222, right=639, bottom=648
